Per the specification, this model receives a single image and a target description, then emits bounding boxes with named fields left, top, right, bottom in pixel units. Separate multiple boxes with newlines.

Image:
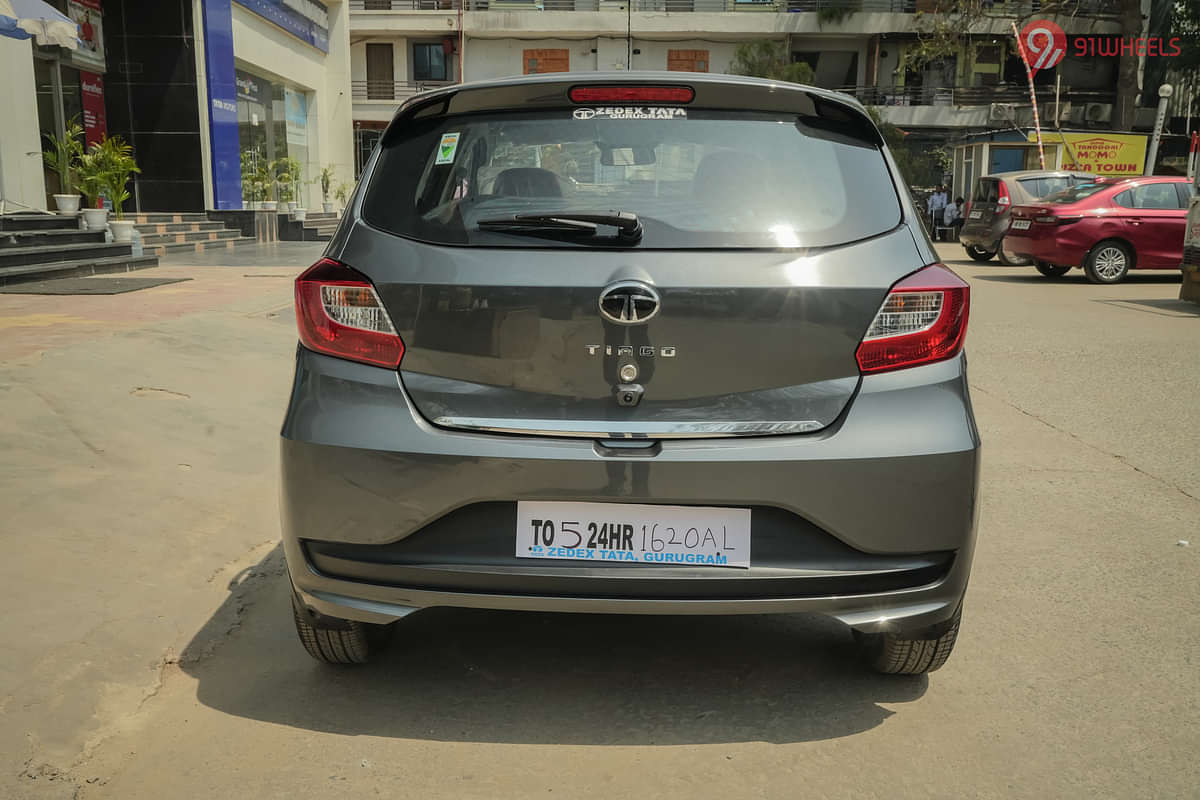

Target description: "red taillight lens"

left=855, top=264, right=970, bottom=374
left=568, top=86, right=695, bottom=104
left=996, top=181, right=1011, bottom=207
left=295, top=258, right=404, bottom=368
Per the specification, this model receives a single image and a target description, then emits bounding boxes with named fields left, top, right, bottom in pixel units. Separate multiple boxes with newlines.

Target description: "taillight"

left=1034, top=214, right=1081, bottom=225
left=996, top=181, right=1011, bottom=207
left=295, top=258, right=404, bottom=368
left=855, top=264, right=970, bottom=374
left=568, top=86, right=694, bottom=104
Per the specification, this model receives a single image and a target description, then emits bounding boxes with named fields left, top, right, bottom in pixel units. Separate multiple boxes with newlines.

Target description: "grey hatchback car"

left=281, top=73, right=980, bottom=674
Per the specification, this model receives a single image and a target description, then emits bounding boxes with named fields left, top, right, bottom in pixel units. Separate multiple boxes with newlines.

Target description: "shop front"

left=201, top=0, right=349, bottom=211
left=32, top=0, right=108, bottom=203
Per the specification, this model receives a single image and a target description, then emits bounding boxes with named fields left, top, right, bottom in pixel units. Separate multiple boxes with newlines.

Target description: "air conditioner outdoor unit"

left=989, top=102, right=1015, bottom=123
left=1085, top=103, right=1112, bottom=122
left=1056, top=102, right=1072, bottom=122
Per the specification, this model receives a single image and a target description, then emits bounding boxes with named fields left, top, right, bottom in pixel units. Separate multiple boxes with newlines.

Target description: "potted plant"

left=241, top=149, right=264, bottom=209
left=76, top=150, right=109, bottom=232
left=42, top=118, right=84, bottom=215
left=334, top=182, right=351, bottom=216
left=260, top=160, right=277, bottom=211
left=96, top=136, right=140, bottom=242
left=318, top=165, right=336, bottom=214
left=274, top=157, right=302, bottom=212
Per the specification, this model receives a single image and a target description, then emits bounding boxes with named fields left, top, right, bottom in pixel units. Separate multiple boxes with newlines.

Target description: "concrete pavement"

left=0, top=244, right=1196, bottom=799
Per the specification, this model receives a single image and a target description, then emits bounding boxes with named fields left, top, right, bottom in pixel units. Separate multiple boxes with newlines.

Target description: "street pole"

left=1145, top=84, right=1172, bottom=176
left=1011, top=21, right=1044, bottom=169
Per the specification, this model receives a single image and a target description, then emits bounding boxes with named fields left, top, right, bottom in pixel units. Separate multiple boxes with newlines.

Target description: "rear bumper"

left=281, top=348, right=981, bottom=635
left=1004, top=229, right=1090, bottom=265
left=959, top=221, right=1000, bottom=251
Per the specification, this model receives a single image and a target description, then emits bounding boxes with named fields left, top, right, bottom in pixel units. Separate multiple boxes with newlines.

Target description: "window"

left=414, top=43, right=447, bottom=82
left=522, top=48, right=569, bottom=75
left=365, top=43, right=394, bottom=100
left=362, top=109, right=901, bottom=249
left=1018, top=176, right=1071, bottom=200
left=972, top=179, right=999, bottom=203
left=1045, top=182, right=1111, bottom=204
left=1114, top=182, right=1181, bottom=210
left=667, top=49, right=708, bottom=72
left=1177, top=182, right=1195, bottom=207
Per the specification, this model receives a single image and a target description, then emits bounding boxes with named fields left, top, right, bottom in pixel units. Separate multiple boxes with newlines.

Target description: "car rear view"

left=281, top=73, right=980, bottom=674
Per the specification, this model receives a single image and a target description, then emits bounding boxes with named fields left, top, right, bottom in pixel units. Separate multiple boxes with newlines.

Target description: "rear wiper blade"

left=477, top=210, right=643, bottom=242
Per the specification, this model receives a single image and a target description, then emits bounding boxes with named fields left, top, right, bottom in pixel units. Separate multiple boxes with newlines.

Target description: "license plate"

left=516, top=501, right=751, bottom=568
left=969, top=210, right=983, bottom=219
left=1011, top=219, right=1031, bottom=230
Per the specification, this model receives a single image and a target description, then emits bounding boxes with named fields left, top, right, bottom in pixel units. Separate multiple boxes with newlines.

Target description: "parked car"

left=281, top=73, right=980, bottom=675
left=960, top=169, right=1095, bottom=265
left=1006, top=176, right=1195, bottom=283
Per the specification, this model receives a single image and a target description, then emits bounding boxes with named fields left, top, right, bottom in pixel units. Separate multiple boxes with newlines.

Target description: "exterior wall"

left=197, top=0, right=352, bottom=210
left=631, top=40, right=740, bottom=74
left=0, top=37, right=47, bottom=211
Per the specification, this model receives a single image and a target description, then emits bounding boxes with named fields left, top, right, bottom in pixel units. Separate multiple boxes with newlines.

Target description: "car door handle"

left=1127, top=217, right=1142, bottom=225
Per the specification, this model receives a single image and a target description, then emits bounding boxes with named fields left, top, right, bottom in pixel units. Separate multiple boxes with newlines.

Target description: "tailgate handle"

left=593, top=439, right=661, bottom=458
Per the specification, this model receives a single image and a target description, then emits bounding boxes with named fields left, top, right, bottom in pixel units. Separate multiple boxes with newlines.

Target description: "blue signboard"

left=201, top=0, right=243, bottom=210
left=233, top=0, right=329, bottom=53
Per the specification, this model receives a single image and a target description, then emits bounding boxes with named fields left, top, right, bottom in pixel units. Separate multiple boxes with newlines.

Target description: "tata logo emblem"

left=598, top=280, right=660, bottom=325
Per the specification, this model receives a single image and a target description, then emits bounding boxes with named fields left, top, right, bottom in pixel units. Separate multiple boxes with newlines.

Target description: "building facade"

left=347, top=0, right=1159, bottom=179
left=10, top=0, right=354, bottom=213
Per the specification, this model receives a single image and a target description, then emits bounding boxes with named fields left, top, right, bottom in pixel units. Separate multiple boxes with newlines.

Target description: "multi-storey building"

left=348, top=0, right=1137, bottom=176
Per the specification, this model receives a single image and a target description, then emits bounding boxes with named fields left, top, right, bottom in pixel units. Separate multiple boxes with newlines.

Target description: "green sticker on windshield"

left=436, top=132, right=461, bottom=165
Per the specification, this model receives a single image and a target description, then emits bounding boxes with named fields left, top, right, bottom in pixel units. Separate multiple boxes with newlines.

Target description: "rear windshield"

left=361, top=109, right=901, bottom=249
left=1018, top=176, right=1071, bottom=199
left=972, top=179, right=999, bottom=203
left=1043, top=182, right=1113, bottom=204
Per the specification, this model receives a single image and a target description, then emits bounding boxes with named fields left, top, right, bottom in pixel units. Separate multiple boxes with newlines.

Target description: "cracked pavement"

left=0, top=242, right=1196, bottom=799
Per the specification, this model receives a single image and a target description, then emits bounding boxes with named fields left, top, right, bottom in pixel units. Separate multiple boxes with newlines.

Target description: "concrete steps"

left=0, top=254, right=159, bottom=287
left=131, top=213, right=257, bottom=258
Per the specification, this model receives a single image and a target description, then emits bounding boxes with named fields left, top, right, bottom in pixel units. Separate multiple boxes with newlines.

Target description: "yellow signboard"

left=1029, top=132, right=1147, bottom=176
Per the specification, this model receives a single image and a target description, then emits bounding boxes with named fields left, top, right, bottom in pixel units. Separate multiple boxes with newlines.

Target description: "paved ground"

left=0, top=243, right=1196, bottom=799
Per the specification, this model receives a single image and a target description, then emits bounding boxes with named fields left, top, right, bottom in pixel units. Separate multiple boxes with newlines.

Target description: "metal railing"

left=351, top=79, right=456, bottom=101
left=351, top=0, right=1118, bottom=11
left=839, top=84, right=1118, bottom=107
left=349, top=0, right=461, bottom=10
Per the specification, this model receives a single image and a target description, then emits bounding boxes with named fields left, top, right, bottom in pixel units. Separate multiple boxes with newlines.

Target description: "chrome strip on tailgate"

left=432, top=417, right=824, bottom=438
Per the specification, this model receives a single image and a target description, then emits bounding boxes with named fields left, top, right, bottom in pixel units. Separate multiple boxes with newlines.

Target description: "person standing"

left=927, top=186, right=948, bottom=240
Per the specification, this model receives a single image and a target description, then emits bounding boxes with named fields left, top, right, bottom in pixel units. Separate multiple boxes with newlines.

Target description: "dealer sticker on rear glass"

left=435, top=132, right=461, bottom=164
left=572, top=107, right=687, bottom=120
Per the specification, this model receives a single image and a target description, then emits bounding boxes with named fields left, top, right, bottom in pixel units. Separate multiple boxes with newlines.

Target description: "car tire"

left=855, top=605, right=961, bottom=675
left=997, top=245, right=1032, bottom=267
left=965, top=246, right=995, bottom=262
left=291, top=594, right=385, bottom=664
left=1035, top=262, right=1071, bottom=278
left=1084, top=240, right=1133, bottom=284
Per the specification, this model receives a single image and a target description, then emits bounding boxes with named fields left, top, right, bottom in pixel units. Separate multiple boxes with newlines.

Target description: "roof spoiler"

left=381, top=74, right=884, bottom=148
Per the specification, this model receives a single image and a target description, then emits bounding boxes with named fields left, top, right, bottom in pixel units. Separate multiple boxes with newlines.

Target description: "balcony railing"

left=352, top=79, right=456, bottom=101
left=839, top=84, right=1118, bottom=107
left=351, top=0, right=1118, bottom=12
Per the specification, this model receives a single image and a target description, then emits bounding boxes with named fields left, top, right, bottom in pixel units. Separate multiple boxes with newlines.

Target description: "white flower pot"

left=82, top=208, right=109, bottom=231
left=293, top=208, right=307, bottom=222
left=110, top=220, right=136, bottom=243
left=54, top=194, right=81, bottom=214
left=322, top=202, right=333, bottom=214
left=286, top=201, right=297, bottom=213
left=262, top=201, right=278, bottom=211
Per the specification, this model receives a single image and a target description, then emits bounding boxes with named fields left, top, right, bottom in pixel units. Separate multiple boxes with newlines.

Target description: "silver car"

left=281, top=73, right=980, bottom=674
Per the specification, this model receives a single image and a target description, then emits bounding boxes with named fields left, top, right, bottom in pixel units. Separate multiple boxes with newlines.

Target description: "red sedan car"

left=1005, top=176, right=1195, bottom=283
